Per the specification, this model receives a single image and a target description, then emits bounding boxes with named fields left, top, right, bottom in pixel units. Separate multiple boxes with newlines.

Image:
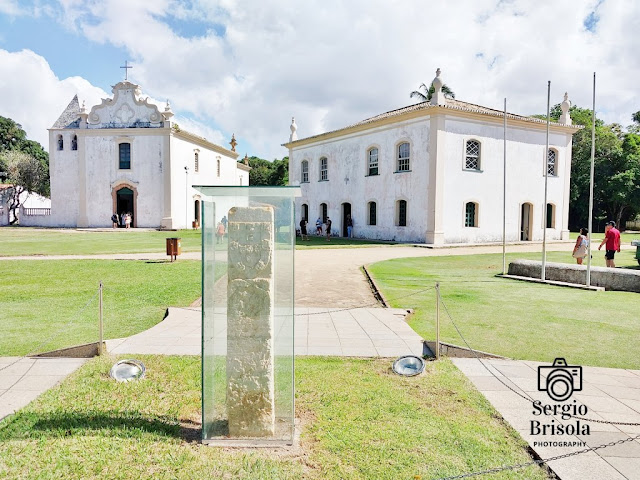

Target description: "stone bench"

left=507, top=260, right=640, bottom=293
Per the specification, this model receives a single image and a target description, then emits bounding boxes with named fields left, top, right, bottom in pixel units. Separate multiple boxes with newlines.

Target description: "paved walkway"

left=0, top=357, right=88, bottom=421
left=452, top=357, right=640, bottom=480
left=107, top=306, right=423, bottom=357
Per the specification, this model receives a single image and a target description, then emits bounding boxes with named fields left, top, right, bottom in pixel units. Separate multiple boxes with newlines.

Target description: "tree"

left=1, top=150, right=47, bottom=224
left=410, top=82, right=455, bottom=103
left=0, top=116, right=49, bottom=196
left=243, top=156, right=289, bottom=186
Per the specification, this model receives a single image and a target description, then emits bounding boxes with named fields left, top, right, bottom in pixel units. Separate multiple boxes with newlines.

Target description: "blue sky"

left=0, top=0, right=638, bottom=160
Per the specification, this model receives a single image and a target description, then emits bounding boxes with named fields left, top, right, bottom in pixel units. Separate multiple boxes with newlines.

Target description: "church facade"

left=285, top=70, right=580, bottom=245
left=23, top=81, right=249, bottom=229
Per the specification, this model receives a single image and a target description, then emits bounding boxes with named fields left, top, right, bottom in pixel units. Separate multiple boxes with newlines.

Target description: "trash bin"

left=632, top=239, right=640, bottom=266
left=166, top=237, right=182, bottom=262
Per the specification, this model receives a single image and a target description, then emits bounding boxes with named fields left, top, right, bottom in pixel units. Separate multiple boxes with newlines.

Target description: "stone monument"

left=226, top=205, right=275, bottom=437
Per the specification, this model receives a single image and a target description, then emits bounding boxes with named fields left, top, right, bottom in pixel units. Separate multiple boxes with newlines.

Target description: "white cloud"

left=2, top=0, right=640, bottom=159
left=0, top=0, right=22, bottom=16
left=0, top=49, right=107, bottom=146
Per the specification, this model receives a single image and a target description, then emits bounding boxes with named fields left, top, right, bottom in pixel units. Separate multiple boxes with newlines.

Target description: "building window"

left=302, top=204, right=308, bottom=221
left=321, top=203, right=327, bottom=223
left=57, top=135, right=64, bottom=151
left=368, top=201, right=377, bottom=226
left=239, top=176, right=243, bottom=185
left=368, top=148, right=379, bottom=176
left=465, top=140, right=480, bottom=170
left=71, top=135, right=77, bottom=151
left=320, top=157, right=328, bottom=181
left=301, top=160, right=309, bottom=183
left=547, top=149, right=557, bottom=176
left=217, top=158, right=221, bottom=177
left=397, top=143, right=410, bottom=172
left=119, top=143, right=131, bottom=169
left=194, top=152, right=199, bottom=172
left=546, top=203, right=555, bottom=228
left=397, top=200, right=407, bottom=227
left=465, top=202, right=478, bottom=227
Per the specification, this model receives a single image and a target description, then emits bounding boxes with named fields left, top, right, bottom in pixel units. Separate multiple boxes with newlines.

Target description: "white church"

left=22, top=79, right=250, bottom=229
left=285, top=69, right=580, bottom=245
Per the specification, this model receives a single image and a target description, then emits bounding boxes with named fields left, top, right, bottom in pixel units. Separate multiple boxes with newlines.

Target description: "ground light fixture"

left=109, top=359, right=146, bottom=382
left=392, top=355, right=425, bottom=376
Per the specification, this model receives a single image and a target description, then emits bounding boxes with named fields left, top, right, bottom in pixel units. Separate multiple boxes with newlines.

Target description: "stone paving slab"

left=452, top=357, right=640, bottom=480
left=106, top=306, right=423, bottom=357
left=0, top=357, right=88, bottom=421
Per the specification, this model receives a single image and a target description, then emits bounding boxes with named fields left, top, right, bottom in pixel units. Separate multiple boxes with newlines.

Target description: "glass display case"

left=195, top=186, right=300, bottom=445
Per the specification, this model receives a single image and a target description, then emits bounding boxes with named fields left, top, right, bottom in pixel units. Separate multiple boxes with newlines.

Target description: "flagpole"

left=502, top=98, right=507, bottom=275
left=587, top=73, right=596, bottom=286
left=541, top=81, right=550, bottom=281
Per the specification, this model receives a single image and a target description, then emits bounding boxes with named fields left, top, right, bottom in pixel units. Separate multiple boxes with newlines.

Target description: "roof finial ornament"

left=230, top=133, right=237, bottom=152
left=430, top=68, right=446, bottom=106
left=244, top=153, right=249, bottom=165
left=162, top=100, right=174, bottom=121
left=80, top=100, right=86, bottom=114
left=289, top=117, right=298, bottom=142
left=559, top=92, right=572, bottom=125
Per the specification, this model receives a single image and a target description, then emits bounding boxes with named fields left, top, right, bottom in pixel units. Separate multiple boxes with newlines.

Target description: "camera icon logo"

left=538, top=358, right=582, bottom=402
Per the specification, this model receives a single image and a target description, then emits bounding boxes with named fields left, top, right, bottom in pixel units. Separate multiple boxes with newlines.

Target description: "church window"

left=397, top=143, right=410, bottom=172
left=119, top=143, right=131, bottom=169
left=321, top=203, right=328, bottom=223
left=301, top=160, right=309, bottom=183
left=368, top=148, right=379, bottom=176
left=71, top=135, right=78, bottom=151
left=194, top=152, right=199, bottom=172
left=396, top=200, right=407, bottom=227
left=368, top=201, right=377, bottom=226
left=302, top=203, right=309, bottom=221
left=547, top=149, right=557, bottom=176
left=217, top=158, right=221, bottom=177
left=57, top=135, right=64, bottom=151
left=320, top=157, right=328, bottom=181
left=465, top=202, right=478, bottom=227
left=546, top=203, right=556, bottom=228
left=465, top=140, right=481, bottom=170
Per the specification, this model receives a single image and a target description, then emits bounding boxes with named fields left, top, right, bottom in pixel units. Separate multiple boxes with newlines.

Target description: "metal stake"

left=99, top=281, right=104, bottom=356
left=435, top=282, right=440, bottom=360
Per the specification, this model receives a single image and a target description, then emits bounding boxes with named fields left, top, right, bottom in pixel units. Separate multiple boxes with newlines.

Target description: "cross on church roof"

left=120, top=61, right=133, bottom=81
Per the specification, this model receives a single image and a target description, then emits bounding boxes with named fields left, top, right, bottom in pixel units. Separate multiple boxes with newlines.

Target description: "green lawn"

left=368, top=251, right=640, bottom=369
left=0, top=260, right=201, bottom=356
left=0, top=355, right=549, bottom=480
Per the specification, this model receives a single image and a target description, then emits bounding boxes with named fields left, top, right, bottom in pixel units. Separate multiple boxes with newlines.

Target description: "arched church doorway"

left=520, top=202, right=533, bottom=241
left=116, top=187, right=135, bottom=228
left=194, top=199, right=201, bottom=227
left=341, top=202, right=351, bottom=237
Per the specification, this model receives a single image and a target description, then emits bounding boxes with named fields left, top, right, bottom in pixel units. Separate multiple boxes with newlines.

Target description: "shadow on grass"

left=1, top=411, right=202, bottom=443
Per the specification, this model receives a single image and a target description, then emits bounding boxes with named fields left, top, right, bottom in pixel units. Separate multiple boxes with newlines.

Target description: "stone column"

left=226, top=206, right=275, bottom=437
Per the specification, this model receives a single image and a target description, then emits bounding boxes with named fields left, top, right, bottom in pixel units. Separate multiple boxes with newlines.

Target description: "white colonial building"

left=22, top=80, right=250, bottom=229
left=285, top=70, right=580, bottom=245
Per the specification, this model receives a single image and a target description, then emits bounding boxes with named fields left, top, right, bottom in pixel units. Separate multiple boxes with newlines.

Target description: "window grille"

left=465, top=202, right=477, bottom=227
left=195, top=152, right=199, bottom=172
left=321, top=203, right=327, bottom=223
left=397, top=143, right=410, bottom=172
left=398, top=200, right=407, bottom=226
left=71, top=135, right=78, bottom=151
left=547, top=149, right=557, bottom=176
left=368, top=148, right=379, bottom=176
left=320, top=157, right=328, bottom=181
left=119, top=143, right=131, bottom=169
left=301, top=161, right=309, bottom=183
left=465, top=140, right=480, bottom=170
left=217, top=158, right=221, bottom=177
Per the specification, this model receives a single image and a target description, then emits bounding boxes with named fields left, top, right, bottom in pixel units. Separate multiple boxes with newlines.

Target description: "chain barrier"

left=0, top=287, right=100, bottom=399
left=434, top=290, right=640, bottom=479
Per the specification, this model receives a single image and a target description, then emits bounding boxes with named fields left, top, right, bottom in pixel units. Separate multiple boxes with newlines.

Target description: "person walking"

left=125, top=212, right=131, bottom=229
left=572, top=227, right=589, bottom=265
left=598, top=221, right=621, bottom=267
left=316, top=217, right=322, bottom=235
left=216, top=221, right=225, bottom=244
left=299, top=218, right=308, bottom=241
left=111, top=213, right=118, bottom=228
left=346, top=214, right=353, bottom=238
left=326, top=217, right=332, bottom=241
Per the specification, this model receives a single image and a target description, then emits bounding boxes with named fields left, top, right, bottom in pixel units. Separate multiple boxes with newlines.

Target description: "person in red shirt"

left=598, top=221, right=621, bottom=267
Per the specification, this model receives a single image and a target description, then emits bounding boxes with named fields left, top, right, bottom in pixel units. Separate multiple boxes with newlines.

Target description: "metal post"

left=435, top=282, right=440, bottom=360
left=99, top=281, right=104, bottom=356
left=541, top=81, right=551, bottom=281
left=587, top=73, right=596, bottom=287
left=502, top=98, right=507, bottom=275
left=184, top=166, right=189, bottom=229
